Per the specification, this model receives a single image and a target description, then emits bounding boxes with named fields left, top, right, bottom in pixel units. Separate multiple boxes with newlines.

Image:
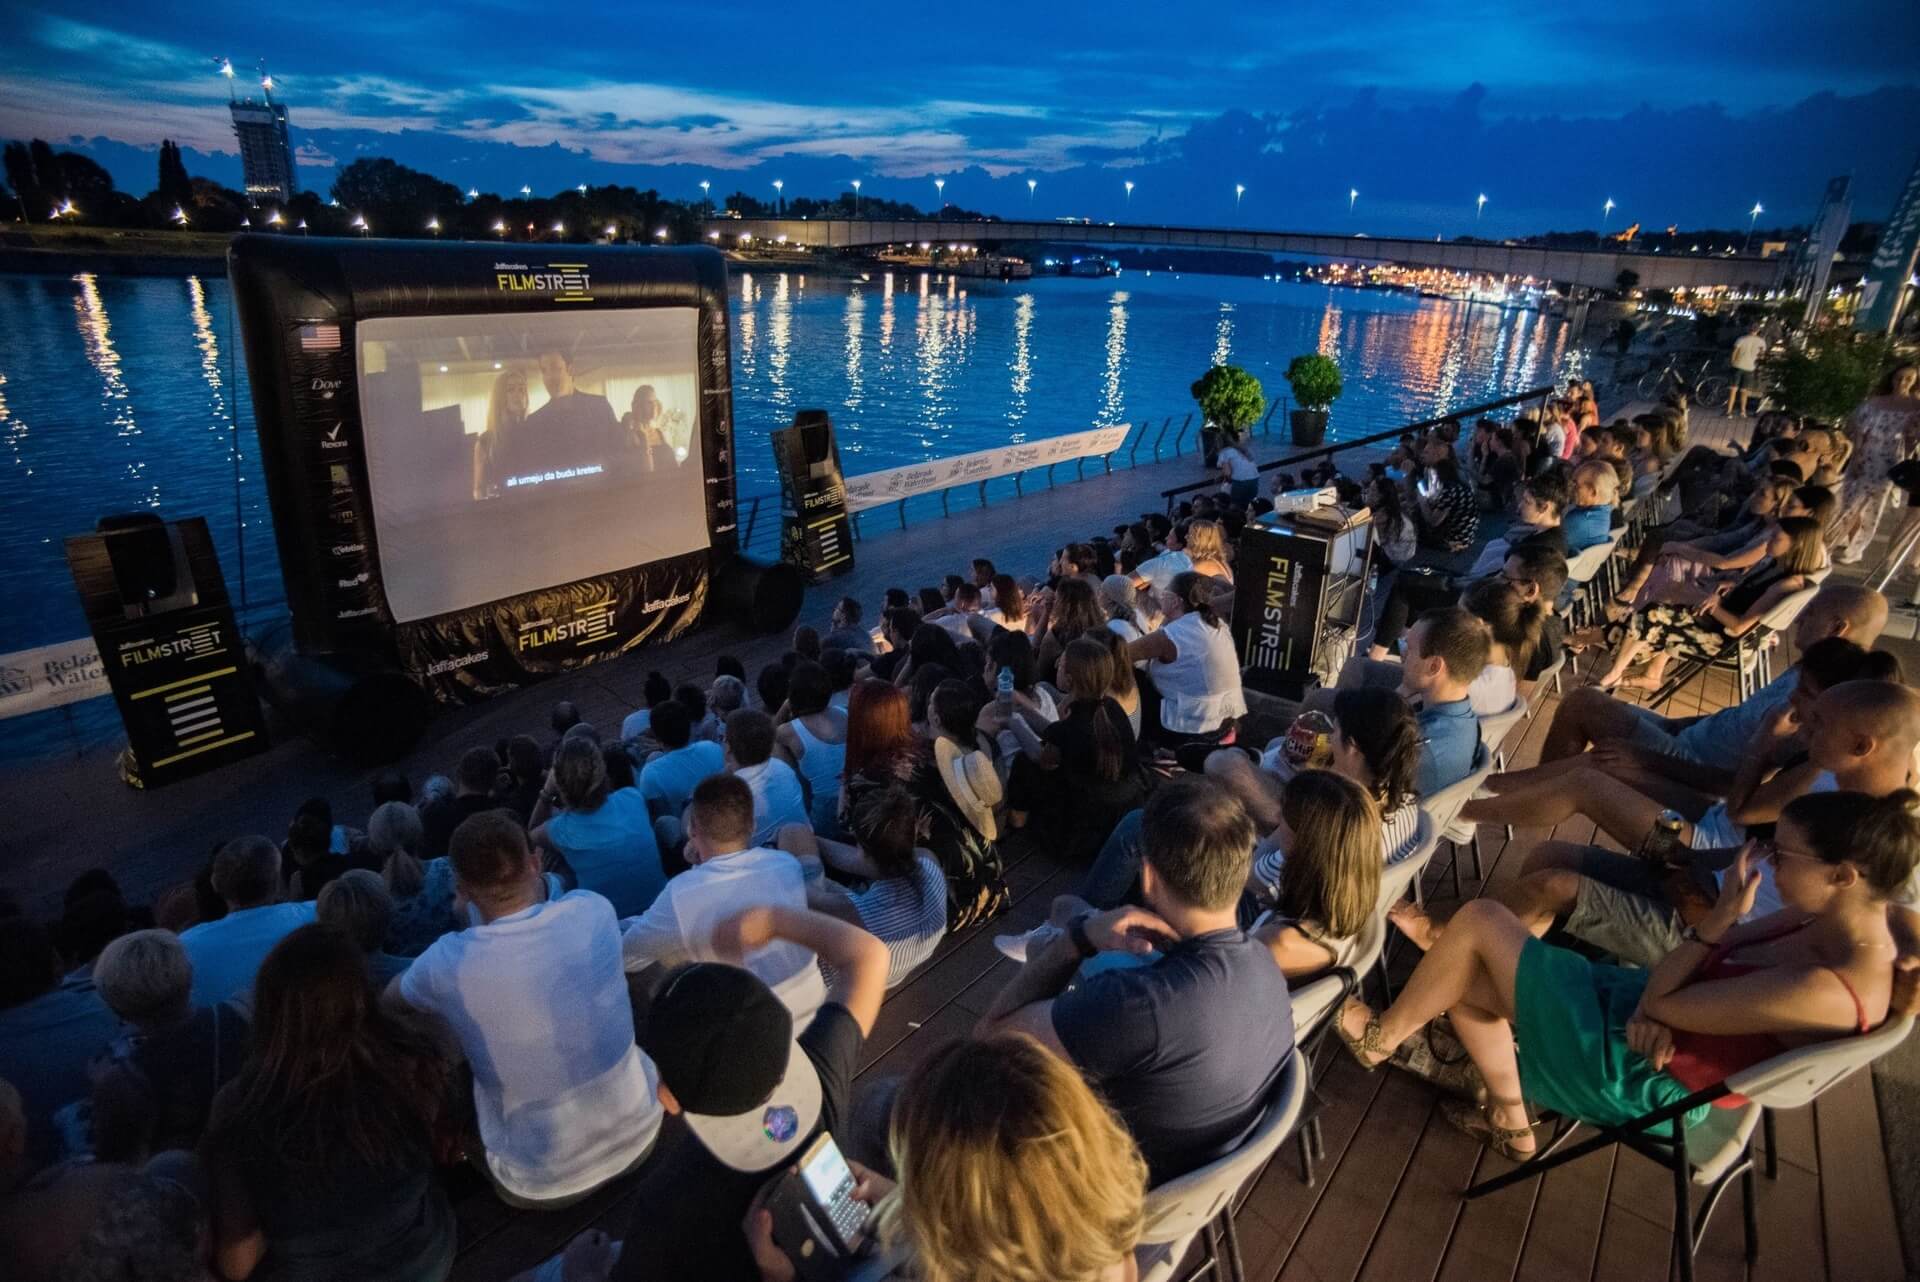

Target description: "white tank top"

left=1151, top=610, right=1248, bottom=733
left=792, top=717, right=848, bottom=824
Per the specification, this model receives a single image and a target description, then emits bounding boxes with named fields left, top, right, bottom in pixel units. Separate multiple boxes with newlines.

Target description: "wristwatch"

left=1068, top=912, right=1099, bottom=959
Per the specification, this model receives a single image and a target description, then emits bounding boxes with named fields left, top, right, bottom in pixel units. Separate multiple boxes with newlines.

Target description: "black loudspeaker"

left=96, top=513, right=197, bottom=617
left=251, top=618, right=434, bottom=765
left=713, top=558, right=806, bottom=634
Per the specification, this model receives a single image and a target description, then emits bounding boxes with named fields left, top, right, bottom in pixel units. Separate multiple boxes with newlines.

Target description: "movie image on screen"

left=357, top=308, right=707, bottom=623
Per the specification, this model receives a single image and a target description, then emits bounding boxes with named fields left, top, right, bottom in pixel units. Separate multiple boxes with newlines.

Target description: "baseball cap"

left=641, top=962, right=823, bottom=1173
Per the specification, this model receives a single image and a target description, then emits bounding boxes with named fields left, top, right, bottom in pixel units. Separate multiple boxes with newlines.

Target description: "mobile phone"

left=767, top=1132, right=871, bottom=1270
left=1417, top=470, right=1439, bottom=498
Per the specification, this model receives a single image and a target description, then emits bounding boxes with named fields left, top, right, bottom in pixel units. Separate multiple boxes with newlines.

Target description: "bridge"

left=701, top=217, right=1787, bottom=293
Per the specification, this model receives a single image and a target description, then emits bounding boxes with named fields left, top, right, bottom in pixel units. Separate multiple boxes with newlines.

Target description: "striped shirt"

left=1251, top=800, right=1421, bottom=896
left=842, top=855, right=948, bottom=988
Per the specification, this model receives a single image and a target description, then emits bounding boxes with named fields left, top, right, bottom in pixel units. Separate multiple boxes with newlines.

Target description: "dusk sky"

left=3, top=1, right=1918, bottom=237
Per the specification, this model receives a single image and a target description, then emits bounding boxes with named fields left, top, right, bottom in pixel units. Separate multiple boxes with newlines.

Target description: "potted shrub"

left=1190, top=364, right=1266, bottom=466
left=1285, top=353, right=1343, bottom=446
left=1765, top=331, right=1893, bottom=422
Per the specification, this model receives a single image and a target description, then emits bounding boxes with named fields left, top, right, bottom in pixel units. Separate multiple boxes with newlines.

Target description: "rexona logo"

left=494, top=262, right=594, bottom=303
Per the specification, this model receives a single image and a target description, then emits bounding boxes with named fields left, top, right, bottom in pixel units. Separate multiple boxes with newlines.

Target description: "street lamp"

left=851, top=178, right=861, bottom=216
left=491, top=220, right=507, bottom=238
left=1027, top=178, right=1036, bottom=208
left=171, top=205, right=188, bottom=226
left=1125, top=180, right=1135, bottom=214
left=351, top=214, right=368, bottom=236
left=773, top=178, right=784, bottom=215
left=1476, top=193, right=1487, bottom=221
left=1234, top=184, right=1245, bottom=216
left=653, top=227, right=668, bottom=240
left=426, top=216, right=440, bottom=235
left=576, top=183, right=587, bottom=195
left=1602, top=197, right=1615, bottom=229
left=605, top=223, right=618, bottom=239
left=699, top=179, right=711, bottom=217
left=1745, top=202, right=1763, bottom=252
left=467, top=188, right=478, bottom=201
left=1349, top=187, right=1358, bottom=213
left=551, top=220, right=566, bottom=238
left=935, top=178, right=945, bottom=209
left=296, top=219, right=307, bottom=234
left=267, top=210, right=283, bottom=227
left=519, top=184, right=532, bottom=197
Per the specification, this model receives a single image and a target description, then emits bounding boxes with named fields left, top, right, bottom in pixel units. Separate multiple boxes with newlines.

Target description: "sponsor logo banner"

left=0, top=637, right=110, bottom=719
left=841, top=424, right=1131, bottom=512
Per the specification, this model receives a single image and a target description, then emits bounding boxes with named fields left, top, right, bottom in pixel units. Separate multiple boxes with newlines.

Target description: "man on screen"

left=497, top=350, right=621, bottom=487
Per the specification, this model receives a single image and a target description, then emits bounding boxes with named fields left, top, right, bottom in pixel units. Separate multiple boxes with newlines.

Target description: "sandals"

left=1441, top=1098, right=1537, bottom=1160
left=1335, top=997, right=1390, bottom=1071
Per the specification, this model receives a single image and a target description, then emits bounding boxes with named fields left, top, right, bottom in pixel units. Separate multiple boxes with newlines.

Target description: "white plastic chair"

left=1643, top=581, right=1821, bottom=711
left=1563, top=532, right=1626, bottom=629
left=1416, top=743, right=1495, bottom=903
left=1467, top=1016, right=1914, bottom=1282
left=1475, top=693, right=1528, bottom=772
left=1135, top=1049, right=1311, bottom=1282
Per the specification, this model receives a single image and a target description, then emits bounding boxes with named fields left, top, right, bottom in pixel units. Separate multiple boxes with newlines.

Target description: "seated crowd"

left=5, top=377, right=1920, bottom=1282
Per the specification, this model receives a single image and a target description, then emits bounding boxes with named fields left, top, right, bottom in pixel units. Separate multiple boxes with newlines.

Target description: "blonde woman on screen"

left=475, top=367, right=530, bottom=498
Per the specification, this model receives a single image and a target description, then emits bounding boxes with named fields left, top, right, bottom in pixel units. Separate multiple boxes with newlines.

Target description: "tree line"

left=0, top=139, right=985, bottom=240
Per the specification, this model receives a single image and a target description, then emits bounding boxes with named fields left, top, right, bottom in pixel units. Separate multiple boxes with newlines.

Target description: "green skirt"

left=1513, top=938, right=1707, bottom=1130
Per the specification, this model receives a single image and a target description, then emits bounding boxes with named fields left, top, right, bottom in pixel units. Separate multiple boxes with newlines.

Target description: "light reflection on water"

left=0, top=267, right=1577, bottom=663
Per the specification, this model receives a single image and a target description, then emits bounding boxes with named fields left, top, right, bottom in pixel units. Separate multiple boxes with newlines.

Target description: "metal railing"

left=1158, top=385, right=1559, bottom=511
left=729, top=394, right=1294, bottom=558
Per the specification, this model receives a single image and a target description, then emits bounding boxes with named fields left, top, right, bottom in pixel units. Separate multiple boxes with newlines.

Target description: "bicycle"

left=1634, top=351, right=1727, bottom=406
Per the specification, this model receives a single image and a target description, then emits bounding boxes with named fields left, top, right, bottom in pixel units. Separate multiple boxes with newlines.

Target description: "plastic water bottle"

left=997, top=666, right=1015, bottom=708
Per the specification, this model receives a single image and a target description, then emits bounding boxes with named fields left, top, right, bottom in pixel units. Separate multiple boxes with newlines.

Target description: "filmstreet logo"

left=516, top=601, right=617, bottom=651
left=1250, top=559, right=1297, bottom=671
left=424, top=651, right=490, bottom=678
left=494, top=262, right=594, bottom=303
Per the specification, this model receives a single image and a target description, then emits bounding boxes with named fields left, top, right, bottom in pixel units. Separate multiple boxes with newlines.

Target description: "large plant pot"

left=1290, top=408, right=1328, bottom=447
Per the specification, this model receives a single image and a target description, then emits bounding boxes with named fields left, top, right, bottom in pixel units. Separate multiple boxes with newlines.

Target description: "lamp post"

left=605, top=223, right=618, bottom=241
left=699, top=179, right=710, bottom=218
left=773, top=179, right=784, bottom=216
left=426, top=216, right=440, bottom=237
left=551, top=220, right=566, bottom=240
left=492, top=220, right=507, bottom=240
left=1234, top=183, right=1245, bottom=217
left=467, top=188, right=479, bottom=201
left=1027, top=178, right=1036, bottom=210
left=519, top=185, right=531, bottom=198
left=1349, top=187, right=1358, bottom=214
left=935, top=178, right=945, bottom=210
left=1476, top=193, right=1487, bottom=223
left=1125, top=180, right=1134, bottom=216
left=576, top=183, right=587, bottom=195
left=1602, top=197, right=1615, bottom=230
left=1745, top=202, right=1763, bottom=253
left=851, top=178, right=861, bottom=217
left=351, top=213, right=368, bottom=237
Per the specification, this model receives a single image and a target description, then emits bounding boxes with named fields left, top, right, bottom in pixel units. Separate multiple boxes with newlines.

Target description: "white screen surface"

left=801, top=1136, right=856, bottom=1204
left=357, top=308, right=707, bottom=622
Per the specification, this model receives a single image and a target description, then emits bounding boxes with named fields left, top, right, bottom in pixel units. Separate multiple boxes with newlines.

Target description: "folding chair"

left=1466, top=1016, right=1914, bottom=1282
left=1476, top=693, right=1528, bottom=772
left=1135, top=1049, right=1311, bottom=1282
left=1563, top=533, right=1625, bottom=630
left=1641, top=582, right=1820, bottom=712
left=1416, top=743, right=1495, bottom=902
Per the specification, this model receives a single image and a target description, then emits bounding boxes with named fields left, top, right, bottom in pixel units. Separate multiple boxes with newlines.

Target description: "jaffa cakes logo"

left=494, top=262, right=593, bottom=303
left=516, top=600, right=617, bottom=652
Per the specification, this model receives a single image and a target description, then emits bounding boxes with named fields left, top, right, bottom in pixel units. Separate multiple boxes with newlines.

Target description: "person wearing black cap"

left=609, top=903, right=888, bottom=1282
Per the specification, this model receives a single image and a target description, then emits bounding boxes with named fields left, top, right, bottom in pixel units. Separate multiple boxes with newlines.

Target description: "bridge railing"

left=1157, top=385, right=1559, bottom=511
left=730, top=393, right=1294, bottom=558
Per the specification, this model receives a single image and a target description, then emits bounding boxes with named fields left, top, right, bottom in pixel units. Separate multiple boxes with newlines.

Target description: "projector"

left=1270, top=485, right=1338, bottom=516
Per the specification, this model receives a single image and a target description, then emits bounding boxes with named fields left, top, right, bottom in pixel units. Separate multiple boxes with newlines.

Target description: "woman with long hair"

left=475, top=367, right=529, bottom=499
left=1036, top=575, right=1107, bottom=674
left=1593, top=514, right=1827, bottom=692
left=1129, top=570, right=1247, bottom=746
left=860, top=1034, right=1146, bottom=1282
left=1338, top=790, right=1916, bottom=1159
left=1365, top=474, right=1417, bottom=568
left=1414, top=448, right=1480, bottom=552
left=1832, top=361, right=1920, bottom=562
left=1182, top=518, right=1234, bottom=583
left=1254, top=770, right=1383, bottom=978
left=983, top=573, right=1029, bottom=633
left=1090, top=625, right=1142, bottom=736
left=995, top=637, right=1145, bottom=859
left=203, top=925, right=453, bottom=1281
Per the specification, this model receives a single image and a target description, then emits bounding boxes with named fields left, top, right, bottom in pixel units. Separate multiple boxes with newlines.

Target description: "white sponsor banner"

left=0, top=636, right=110, bottom=719
left=843, top=424, right=1133, bottom=513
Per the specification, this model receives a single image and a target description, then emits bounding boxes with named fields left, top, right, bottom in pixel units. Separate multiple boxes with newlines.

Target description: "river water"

left=0, top=264, right=1578, bottom=672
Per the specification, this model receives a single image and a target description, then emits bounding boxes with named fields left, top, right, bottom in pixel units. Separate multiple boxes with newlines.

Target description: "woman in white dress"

left=1832, top=362, right=1920, bottom=563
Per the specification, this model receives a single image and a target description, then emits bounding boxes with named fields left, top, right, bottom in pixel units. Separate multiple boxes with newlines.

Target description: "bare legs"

left=1460, top=764, right=1684, bottom=852
left=1595, top=636, right=1653, bottom=689
left=1530, top=685, right=1666, bottom=765
left=1338, top=900, right=1536, bottom=1152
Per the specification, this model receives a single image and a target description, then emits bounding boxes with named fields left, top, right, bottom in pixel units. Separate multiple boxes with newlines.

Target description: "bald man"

left=1405, top=678, right=1920, bottom=967
left=1492, top=584, right=1889, bottom=800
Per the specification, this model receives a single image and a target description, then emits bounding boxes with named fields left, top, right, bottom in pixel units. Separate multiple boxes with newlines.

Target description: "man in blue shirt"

left=0, top=919, right=119, bottom=1161
left=177, top=835, right=315, bottom=1009
left=1401, top=606, right=1487, bottom=796
left=639, top=700, right=726, bottom=851
left=978, top=777, right=1293, bottom=1185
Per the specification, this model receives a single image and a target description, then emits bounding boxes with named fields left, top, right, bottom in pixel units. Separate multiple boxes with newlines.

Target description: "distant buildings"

left=229, top=92, right=296, bottom=203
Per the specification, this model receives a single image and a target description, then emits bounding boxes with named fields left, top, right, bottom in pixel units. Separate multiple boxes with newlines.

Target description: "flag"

left=298, top=323, right=342, bottom=352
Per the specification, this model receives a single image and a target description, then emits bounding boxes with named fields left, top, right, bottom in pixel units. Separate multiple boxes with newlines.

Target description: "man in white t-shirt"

left=1134, top=520, right=1194, bottom=592
left=721, top=708, right=809, bottom=845
left=386, top=811, right=662, bottom=1208
left=1727, top=323, right=1767, bottom=418
left=620, top=773, right=827, bottom=1028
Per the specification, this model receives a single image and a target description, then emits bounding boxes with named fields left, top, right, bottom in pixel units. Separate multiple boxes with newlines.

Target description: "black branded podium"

left=771, top=410, right=854, bottom=583
left=66, top=515, right=268, bottom=787
left=1229, top=507, right=1374, bottom=698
